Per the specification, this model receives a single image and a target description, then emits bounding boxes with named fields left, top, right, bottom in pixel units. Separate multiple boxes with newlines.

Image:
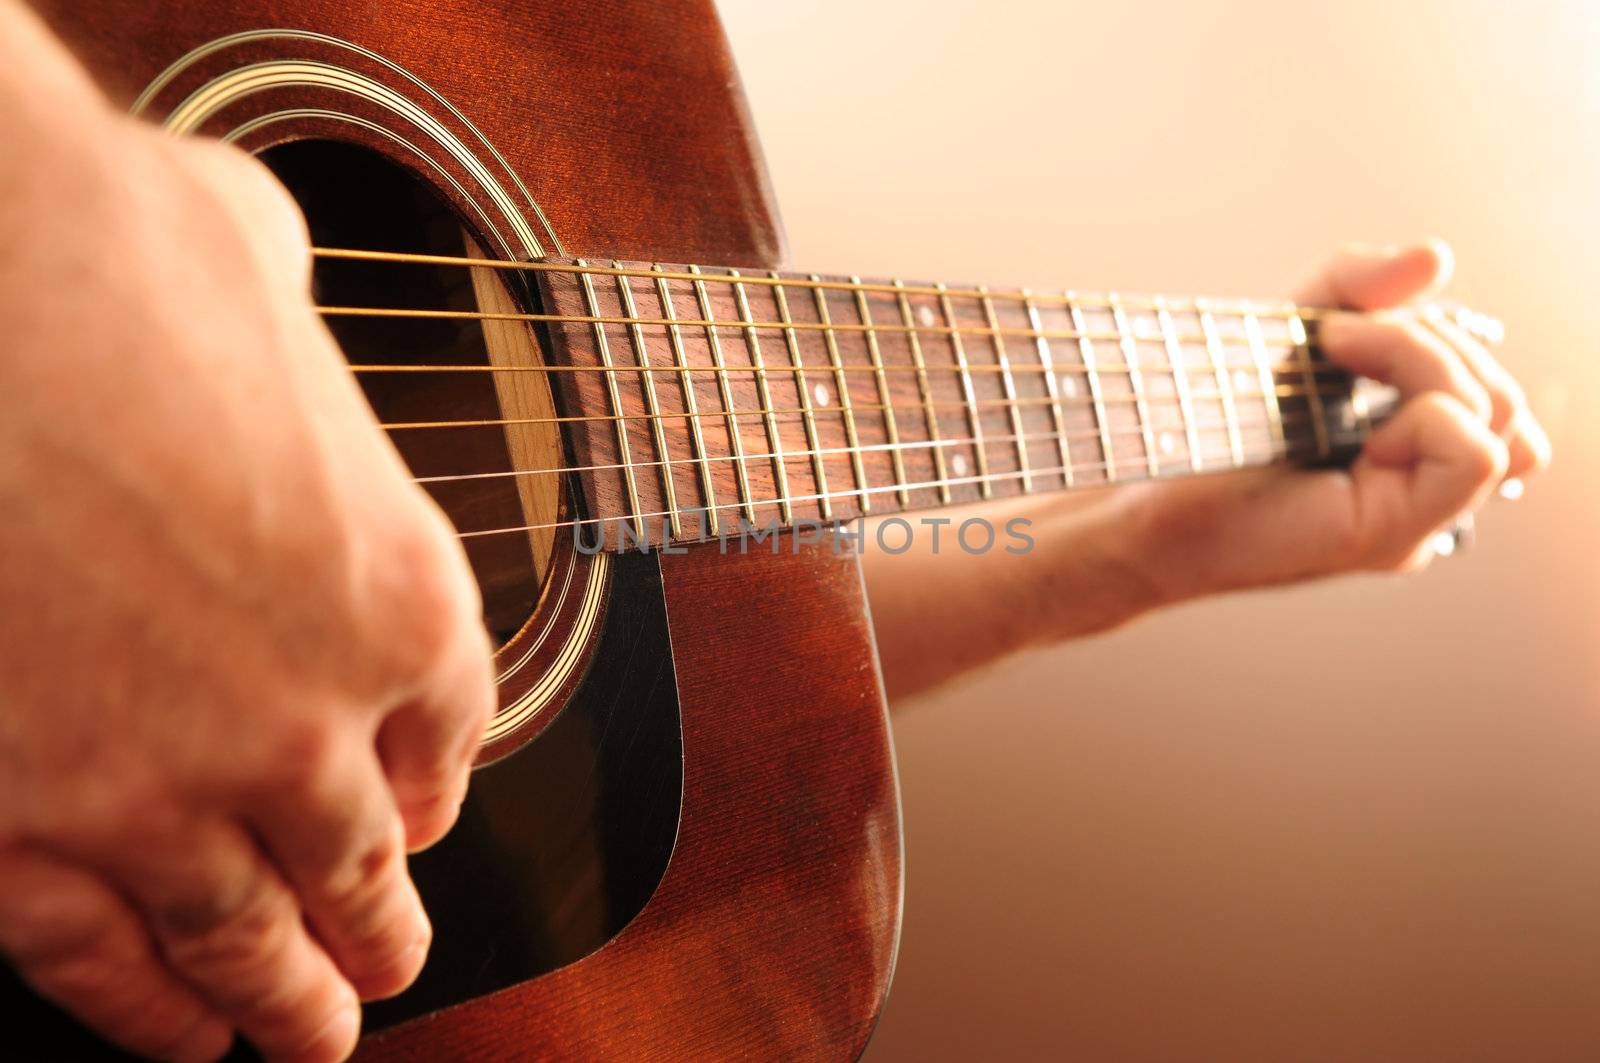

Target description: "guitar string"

left=321, top=303, right=1321, bottom=350
left=310, top=246, right=1327, bottom=320
left=314, top=254, right=1357, bottom=447
left=451, top=437, right=1322, bottom=541
left=373, top=381, right=1346, bottom=433
left=345, top=357, right=1349, bottom=377
left=415, top=408, right=1332, bottom=489
left=306, top=251, right=1370, bottom=537
left=308, top=247, right=1502, bottom=342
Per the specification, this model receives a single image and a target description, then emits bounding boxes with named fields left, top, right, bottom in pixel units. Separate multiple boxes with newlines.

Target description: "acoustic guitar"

left=12, top=1, right=1497, bottom=1058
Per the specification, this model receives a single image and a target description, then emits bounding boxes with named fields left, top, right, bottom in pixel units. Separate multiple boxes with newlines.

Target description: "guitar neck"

left=532, top=258, right=1369, bottom=546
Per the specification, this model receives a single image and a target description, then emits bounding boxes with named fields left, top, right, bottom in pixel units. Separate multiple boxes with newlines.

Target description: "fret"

left=1153, top=295, right=1203, bottom=473
left=771, top=273, right=831, bottom=522
left=533, top=257, right=1402, bottom=545
left=1243, top=309, right=1286, bottom=455
left=1286, top=307, right=1330, bottom=458
left=1022, top=291, right=1072, bottom=488
left=1107, top=293, right=1160, bottom=478
left=689, top=263, right=757, bottom=526
left=729, top=269, right=793, bottom=525
left=852, top=279, right=910, bottom=507
left=1195, top=298, right=1245, bottom=467
left=895, top=281, right=952, bottom=505
left=811, top=275, right=871, bottom=513
left=979, top=287, right=1033, bottom=492
left=653, top=266, right=718, bottom=537
left=936, top=283, right=992, bottom=499
left=613, top=265, right=681, bottom=539
left=575, top=260, right=645, bottom=541
left=1067, top=293, right=1116, bottom=483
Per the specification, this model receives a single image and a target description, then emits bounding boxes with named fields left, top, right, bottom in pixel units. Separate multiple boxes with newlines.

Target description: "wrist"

left=1088, top=485, right=1186, bottom=613
left=1014, top=489, right=1178, bottom=647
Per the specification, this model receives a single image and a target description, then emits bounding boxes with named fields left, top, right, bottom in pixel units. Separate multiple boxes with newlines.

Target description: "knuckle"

left=317, top=834, right=403, bottom=922
left=155, top=874, right=289, bottom=970
left=1465, top=432, right=1510, bottom=484
left=1376, top=316, right=1418, bottom=348
left=255, top=715, right=344, bottom=797
left=1361, top=533, right=1433, bottom=574
left=175, top=137, right=311, bottom=284
left=1397, top=319, right=1452, bottom=368
left=30, top=951, right=226, bottom=1063
left=243, top=981, right=353, bottom=1058
left=1484, top=439, right=1511, bottom=482
left=32, top=950, right=131, bottom=1009
left=384, top=514, right=483, bottom=668
left=1481, top=383, right=1517, bottom=434
left=1460, top=380, right=1494, bottom=423
left=401, top=754, right=466, bottom=798
left=1390, top=544, right=1435, bottom=574
left=190, top=139, right=307, bottom=235
left=0, top=887, right=105, bottom=963
left=1523, top=420, right=1554, bottom=473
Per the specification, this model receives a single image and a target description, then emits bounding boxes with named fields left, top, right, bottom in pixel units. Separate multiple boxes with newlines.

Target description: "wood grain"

left=27, top=1, right=905, bottom=1057
left=536, top=261, right=1355, bottom=545
left=359, top=538, right=902, bottom=1061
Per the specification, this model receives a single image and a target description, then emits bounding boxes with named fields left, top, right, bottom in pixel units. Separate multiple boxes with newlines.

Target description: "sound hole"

left=260, top=140, right=561, bottom=647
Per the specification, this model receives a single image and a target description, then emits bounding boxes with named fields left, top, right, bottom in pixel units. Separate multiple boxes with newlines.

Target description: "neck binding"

left=533, top=258, right=1369, bottom=548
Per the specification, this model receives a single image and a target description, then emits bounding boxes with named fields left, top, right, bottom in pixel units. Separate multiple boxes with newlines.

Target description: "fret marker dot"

left=814, top=382, right=830, bottom=406
left=1233, top=368, right=1253, bottom=393
left=1134, top=317, right=1160, bottom=340
left=1159, top=432, right=1177, bottom=456
left=917, top=305, right=937, bottom=329
left=1059, top=374, right=1079, bottom=399
left=951, top=453, right=970, bottom=477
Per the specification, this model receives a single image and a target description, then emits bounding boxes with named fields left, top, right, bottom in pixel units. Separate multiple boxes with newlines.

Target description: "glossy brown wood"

left=362, top=537, right=902, bottom=1060
left=32, top=0, right=786, bottom=268
left=29, top=0, right=901, bottom=1057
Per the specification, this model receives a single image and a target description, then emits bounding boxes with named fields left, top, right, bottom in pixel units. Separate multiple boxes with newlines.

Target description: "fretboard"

left=534, top=259, right=1370, bottom=546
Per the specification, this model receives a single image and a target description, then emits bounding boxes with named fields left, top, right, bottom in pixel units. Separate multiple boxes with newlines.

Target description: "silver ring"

left=1431, top=513, right=1475, bottom=558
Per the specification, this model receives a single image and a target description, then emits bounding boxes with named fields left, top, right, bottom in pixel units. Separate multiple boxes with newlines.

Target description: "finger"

left=1295, top=240, right=1454, bottom=310
left=0, top=847, right=233, bottom=1063
left=92, top=817, right=361, bottom=1063
left=378, top=631, right=494, bottom=851
left=248, top=735, right=431, bottom=1001
left=1349, top=392, right=1508, bottom=571
left=1419, top=309, right=1522, bottom=433
left=1420, top=310, right=1552, bottom=479
left=1318, top=311, right=1492, bottom=422
left=173, top=136, right=311, bottom=290
left=1504, top=406, right=1553, bottom=482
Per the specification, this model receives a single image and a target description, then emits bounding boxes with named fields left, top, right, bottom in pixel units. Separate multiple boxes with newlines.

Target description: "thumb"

left=1347, top=391, right=1507, bottom=570
left=1294, top=239, right=1454, bottom=310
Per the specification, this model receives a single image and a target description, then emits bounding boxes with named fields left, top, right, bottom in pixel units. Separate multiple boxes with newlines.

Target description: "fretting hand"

left=865, top=241, right=1551, bottom=701
left=1122, top=241, right=1550, bottom=601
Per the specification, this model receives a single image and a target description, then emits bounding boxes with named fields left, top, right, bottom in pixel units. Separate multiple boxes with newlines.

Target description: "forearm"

left=862, top=488, right=1169, bottom=703
left=0, top=3, right=133, bottom=262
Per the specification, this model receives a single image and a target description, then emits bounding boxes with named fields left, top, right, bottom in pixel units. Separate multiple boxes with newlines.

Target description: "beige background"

left=716, top=1, right=1600, bottom=1059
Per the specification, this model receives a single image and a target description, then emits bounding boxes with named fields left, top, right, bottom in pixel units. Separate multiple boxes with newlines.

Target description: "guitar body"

left=21, top=1, right=903, bottom=1058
